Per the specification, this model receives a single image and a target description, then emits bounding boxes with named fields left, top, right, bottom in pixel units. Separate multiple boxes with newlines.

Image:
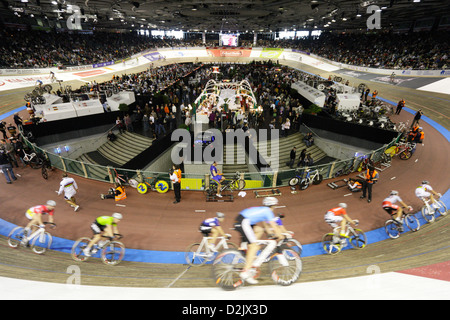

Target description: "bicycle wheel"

left=404, top=214, right=420, bottom=232
left=101, top=241, right=125, bottom=265
left=185, top=243, right=211, bottom=266
left=71, top=237, right=91, bottom=262
left=41, top=165, right=48, bottom=179
left=31, top=232, right=52, bottom=254
left=299, top=180, right=309, bottom=190
left=312, top=174, right=323, bottom=185
left=136, top=182, right=148, bottom=194
left=212, top=250, right=246, bottom=291
left=385, top=220, right=401, bottom=239
left=7, top=226, right=25, bottom=248
left=435, top=200, right=448, bottom=217
left=421, top=205, right=435, bottom=223
left=43, top=84, right=52, bottom=93
left=154, top=180, right=169, bottom=193
left=27, top=156, right=43, bottom=169
left=321, top=233, right=341, bottom=254
left=288, top=177, right=299, bottom=186
left=230, top=179, right=246, bottom=191
left=399, top=150, right=412, bottom=160
left=349, top=229, right=367, bottom=249
left=269, top=249, right=302, bottom=286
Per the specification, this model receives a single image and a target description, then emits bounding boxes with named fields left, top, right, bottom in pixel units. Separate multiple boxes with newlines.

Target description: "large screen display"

left=220, top=34, right=239, bottom=46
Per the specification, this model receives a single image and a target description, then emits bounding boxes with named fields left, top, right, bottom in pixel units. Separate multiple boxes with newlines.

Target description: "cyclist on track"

left=415, top=180, right=441, bottom=208
left=199, top=212, right=228, bottom=252
left=382, top=190, right=412, bottom=225
left=234, top=197, right=284, bottom=285
left=22, top=200, right=56, bottom=245
left=83, top=213, right=123, bottom=257
left=324, top=203, right=357, bottom=238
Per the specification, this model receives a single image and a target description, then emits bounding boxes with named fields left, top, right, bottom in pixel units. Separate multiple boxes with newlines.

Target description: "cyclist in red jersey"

left=23, top=200, right=56, bottom=244
left=324, top=203, right=357, bottom=238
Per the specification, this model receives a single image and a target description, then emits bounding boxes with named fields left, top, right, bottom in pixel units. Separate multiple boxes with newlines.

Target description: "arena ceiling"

left=1, top=0, right=449, bottom=32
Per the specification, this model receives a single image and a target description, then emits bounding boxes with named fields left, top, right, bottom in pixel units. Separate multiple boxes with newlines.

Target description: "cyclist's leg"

left=339, top=218, right=347, bottom=237
left=217, top=176, right=226, bottom=196
left=394, top=207, right=403, bottom=222
left=84, top=223, right=103, bottom=254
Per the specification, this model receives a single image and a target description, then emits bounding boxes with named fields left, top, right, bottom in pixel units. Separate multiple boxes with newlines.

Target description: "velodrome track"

left=0, top=54, right=449, bottom=300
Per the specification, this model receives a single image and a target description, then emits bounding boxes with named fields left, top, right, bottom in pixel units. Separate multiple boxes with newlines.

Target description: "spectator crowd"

left=0, top=29, right=448, bottom=70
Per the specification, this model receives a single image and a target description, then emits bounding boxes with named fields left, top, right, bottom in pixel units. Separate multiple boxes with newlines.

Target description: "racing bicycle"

left=112, top=168, right=139, bottom=188
left=71, top=234, right=125, bottom=266
left=382, top=142, right=416, bottom=163
left=205, top=172, right=246, bottom=196
left=7, top=222, right=55, bottom=254
left=384, top=207, right=420, bottom=239
left=136, top=175, right=170, bottom=194
left=289, top=168, right=323, bottom=190
left=420, top=196, right=447, bottom=223
left=185, top=234, right=238, bottom=266
left=212, top=238, right=302, bottom=290
left=321, top=220, right=366, bottom=255
left=22, top=149, right=44, bottom=169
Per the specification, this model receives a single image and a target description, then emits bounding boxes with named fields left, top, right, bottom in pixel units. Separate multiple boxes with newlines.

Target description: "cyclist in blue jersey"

left=210, top=161, right=225, bottom=198
left=199, top=212, right=228, bottom=251
left=234, top=197, right=284, bottom=284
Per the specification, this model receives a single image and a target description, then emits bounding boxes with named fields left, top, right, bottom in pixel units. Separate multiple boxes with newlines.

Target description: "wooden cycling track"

left=0, top=57, right=449, bottom=289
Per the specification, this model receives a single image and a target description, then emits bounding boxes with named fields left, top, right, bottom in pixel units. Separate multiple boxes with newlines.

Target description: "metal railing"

left=21, top=130, right=400, bottom=191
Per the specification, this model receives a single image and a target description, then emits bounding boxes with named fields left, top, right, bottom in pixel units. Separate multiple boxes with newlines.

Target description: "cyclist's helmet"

left=46, top=200, right=56, bottom=207
left=216, top=212, right=225, bottom=219
left=390, top=190, right=399, bottom=196
left=422, top=180, right=429, bottom=185
left=338, top=203, right=347, bottom=209
left=263, top=197, right=278, bottom=207
left=112, top=212, right=123, bottom=220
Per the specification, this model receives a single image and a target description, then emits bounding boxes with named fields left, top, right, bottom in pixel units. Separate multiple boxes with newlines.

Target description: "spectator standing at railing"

left=4, top=138, right=18, bottom=168
left=0, top=146, right=17, bottom=184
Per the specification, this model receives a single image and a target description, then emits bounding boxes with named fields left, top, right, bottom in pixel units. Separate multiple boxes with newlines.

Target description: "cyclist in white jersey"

left=382, top=190, right=412, bottom=222
left=415, top=180, right=441, bottom=208
left=234, top=197, right=284, bottom=284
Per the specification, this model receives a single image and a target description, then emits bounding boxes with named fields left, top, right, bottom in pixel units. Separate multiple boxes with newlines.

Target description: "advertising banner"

left=259, top=48, right=284, bottom=59
left=206, top=48, right=252, bottom=58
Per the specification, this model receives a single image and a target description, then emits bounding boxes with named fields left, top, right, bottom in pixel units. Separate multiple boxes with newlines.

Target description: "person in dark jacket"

left=0, top=145, right=17, bottom=184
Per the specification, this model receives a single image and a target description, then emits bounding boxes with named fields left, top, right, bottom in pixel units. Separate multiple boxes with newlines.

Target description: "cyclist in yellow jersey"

left=83, top=213, right=122, bottom=257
